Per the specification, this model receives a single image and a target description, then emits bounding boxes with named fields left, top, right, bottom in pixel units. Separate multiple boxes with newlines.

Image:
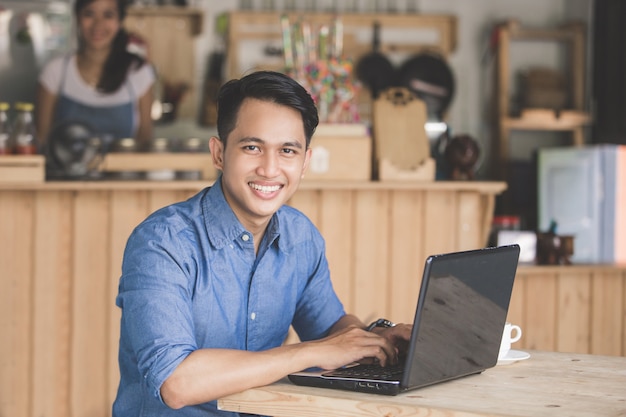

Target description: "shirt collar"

left=202, top=175, right=282, bottom=251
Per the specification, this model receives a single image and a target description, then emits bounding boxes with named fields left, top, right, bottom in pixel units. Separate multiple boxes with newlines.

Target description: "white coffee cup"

left=498, top=322, right=522, bottom=359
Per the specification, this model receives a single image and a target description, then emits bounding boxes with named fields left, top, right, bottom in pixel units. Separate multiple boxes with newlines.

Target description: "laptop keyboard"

left=323, top=363, right=404, bottom=381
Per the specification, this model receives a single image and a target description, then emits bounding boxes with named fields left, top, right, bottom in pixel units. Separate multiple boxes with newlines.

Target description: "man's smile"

left=249, top=182, right=283, bottom=193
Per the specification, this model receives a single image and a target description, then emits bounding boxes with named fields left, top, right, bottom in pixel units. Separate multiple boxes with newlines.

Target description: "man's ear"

left=301, top=147, right=312, bottom=179
left=209, top=136, right=224, bottom=171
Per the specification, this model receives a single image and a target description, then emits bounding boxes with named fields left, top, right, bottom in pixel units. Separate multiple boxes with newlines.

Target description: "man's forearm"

left=328, top=314, right=366, bottom=335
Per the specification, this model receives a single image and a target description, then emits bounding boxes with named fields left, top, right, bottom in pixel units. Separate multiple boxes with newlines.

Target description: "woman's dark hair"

left=74, top=0, right=146, bottom=93
left=216, top=71, right=319, bottom=148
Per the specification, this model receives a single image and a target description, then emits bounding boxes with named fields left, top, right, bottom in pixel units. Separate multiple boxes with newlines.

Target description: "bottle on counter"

left=10, top=102, right=38, bottom=155
left=0, top=102, right=12, bottom=155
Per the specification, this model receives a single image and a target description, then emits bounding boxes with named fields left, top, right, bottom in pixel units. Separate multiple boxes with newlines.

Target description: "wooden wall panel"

left=523, top=273, right=558, bottom=351
left=33, top=192, right=73, bottom=417
left=71, top=191, right=111, bottom=417
left=423, top=190, right=457, bottom=256
left=511, top=267, right=626, bottom=357
left=388, top=190, right=426, bottom=323
left=0, top=192, right=34, bottom=417
left=457, top=191, right=483, bottom=250
left=591, top=271, right=625, bottom=356
left=556, top=271, right=591, bottom=354
left=353, top=190, right=389, bottom=322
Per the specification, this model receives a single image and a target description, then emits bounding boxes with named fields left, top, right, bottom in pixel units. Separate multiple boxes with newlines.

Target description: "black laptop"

left=288, top=244, right=521, bottom=395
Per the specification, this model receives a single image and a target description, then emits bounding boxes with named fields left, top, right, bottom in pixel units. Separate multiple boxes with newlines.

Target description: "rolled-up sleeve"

left=117, top=220, right=198, bottom=401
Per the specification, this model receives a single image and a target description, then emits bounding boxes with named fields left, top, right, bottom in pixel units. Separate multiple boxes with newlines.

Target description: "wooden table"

left=218, top=351, right=626, bottom=417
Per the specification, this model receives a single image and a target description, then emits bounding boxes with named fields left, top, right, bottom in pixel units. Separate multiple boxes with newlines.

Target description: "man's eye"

left=282, top=148, right=297, bottom=154
left=243, top=145, right=259, bottom=151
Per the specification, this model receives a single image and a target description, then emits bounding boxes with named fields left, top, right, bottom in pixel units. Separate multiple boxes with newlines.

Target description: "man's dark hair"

left=74, top=0, right=146, bottom=94
left=216, top=71, right=319, bottom=148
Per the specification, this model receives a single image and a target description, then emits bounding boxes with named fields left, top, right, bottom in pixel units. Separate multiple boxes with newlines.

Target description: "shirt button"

left=250, top=312, right=256, bottom=320
left=242, top=234, right=250, bottom=242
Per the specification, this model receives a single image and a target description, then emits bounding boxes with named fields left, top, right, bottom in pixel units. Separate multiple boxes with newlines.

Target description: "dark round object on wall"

left=356, top=21, right=395, bottom=98
left=397, top=52, right=455, bottom=118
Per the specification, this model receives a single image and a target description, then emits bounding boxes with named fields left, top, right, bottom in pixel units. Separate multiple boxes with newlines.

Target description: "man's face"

left=209, top=98, right=312, bottom=230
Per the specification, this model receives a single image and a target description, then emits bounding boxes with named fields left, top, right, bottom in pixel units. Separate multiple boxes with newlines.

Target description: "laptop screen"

left=402, top=245, right=520, bottom=389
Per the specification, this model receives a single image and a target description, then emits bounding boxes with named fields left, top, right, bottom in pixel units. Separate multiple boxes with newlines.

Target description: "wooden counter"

left=218, top=351, right=626, bottom=417
left=2, top=179, right=624, bottom=417
left=0, top=179, right=503, bottom=417
left=510, top=265, right=626, bottom=357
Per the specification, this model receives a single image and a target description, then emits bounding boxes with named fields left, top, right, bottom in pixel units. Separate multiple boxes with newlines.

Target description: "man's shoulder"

left=276, top=205, right=323, bottom=242
left=277, top=204, right=313, bottom=224
left=137, top=189, right=206, bottom=230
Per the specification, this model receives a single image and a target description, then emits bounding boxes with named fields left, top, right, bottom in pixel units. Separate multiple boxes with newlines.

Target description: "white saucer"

left=497, top=349, right=530, bottom=366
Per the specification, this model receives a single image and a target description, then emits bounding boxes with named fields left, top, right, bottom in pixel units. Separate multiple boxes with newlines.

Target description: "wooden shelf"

left=0, top=155, right=45, bottom=183
left=504, top=109, right=592, bottom=131
left=505, top=21, right=586, bottom=42
left=225, top=10, right=457, bottom=125
left=128, top=6, right=203, bottom=35
left=101, top=152, right=217, bottom=180
left=225, top=11, right=457, bottom=80
left=494, top=20, right=588, bottom=181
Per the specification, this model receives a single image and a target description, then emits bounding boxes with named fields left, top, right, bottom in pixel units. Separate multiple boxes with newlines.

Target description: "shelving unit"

left=225, top=11, right=457, bottom=81
left=224, top=10, right=458, bottom=145
left=494, top=20, right=591, bottom=180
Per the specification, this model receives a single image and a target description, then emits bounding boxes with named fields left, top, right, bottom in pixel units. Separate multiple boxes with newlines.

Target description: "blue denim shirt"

left=112, top=178, right=346, bottom=416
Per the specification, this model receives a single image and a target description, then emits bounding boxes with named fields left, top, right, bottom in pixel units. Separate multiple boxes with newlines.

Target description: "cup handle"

left=510, top=325, right=522, bottom=343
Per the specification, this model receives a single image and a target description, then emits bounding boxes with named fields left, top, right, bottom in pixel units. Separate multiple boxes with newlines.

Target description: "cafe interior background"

left=1, top=1, right=626, bottom=416
left=3, top=0, right=620, bottom=235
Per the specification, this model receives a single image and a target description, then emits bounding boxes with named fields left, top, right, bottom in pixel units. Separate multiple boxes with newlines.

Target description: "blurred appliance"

left=45, top=121, right=110, bottom=180
left=538, top=145, right=626, bottom=264
left=0, top=1, right=73, bottom=106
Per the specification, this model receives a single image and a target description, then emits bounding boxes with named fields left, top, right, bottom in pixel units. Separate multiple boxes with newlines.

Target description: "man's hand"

left=369, top=323, right=413, bottom=361
left=302, top=321, right=413, bottom=370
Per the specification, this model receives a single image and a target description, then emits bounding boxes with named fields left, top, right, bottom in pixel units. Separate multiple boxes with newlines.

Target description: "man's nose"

left=257, top=152, right=280, bottom=177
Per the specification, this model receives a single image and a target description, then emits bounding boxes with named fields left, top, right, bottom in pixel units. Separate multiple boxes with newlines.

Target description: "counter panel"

left=7, top=182, right=624, bottom=417
left=509, top=266, right=626, bottom=356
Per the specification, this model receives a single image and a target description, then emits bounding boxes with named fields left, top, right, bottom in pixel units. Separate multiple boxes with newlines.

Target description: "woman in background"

left=37, top=0, right=155, bottom=148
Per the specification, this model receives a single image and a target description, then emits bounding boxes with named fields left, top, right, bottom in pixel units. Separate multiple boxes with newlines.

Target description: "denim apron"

left=54, top=56, right=135, bottom=141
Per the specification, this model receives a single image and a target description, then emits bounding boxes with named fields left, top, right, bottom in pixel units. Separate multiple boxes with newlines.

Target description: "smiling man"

left=112, top=71, right=411, bottom=417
